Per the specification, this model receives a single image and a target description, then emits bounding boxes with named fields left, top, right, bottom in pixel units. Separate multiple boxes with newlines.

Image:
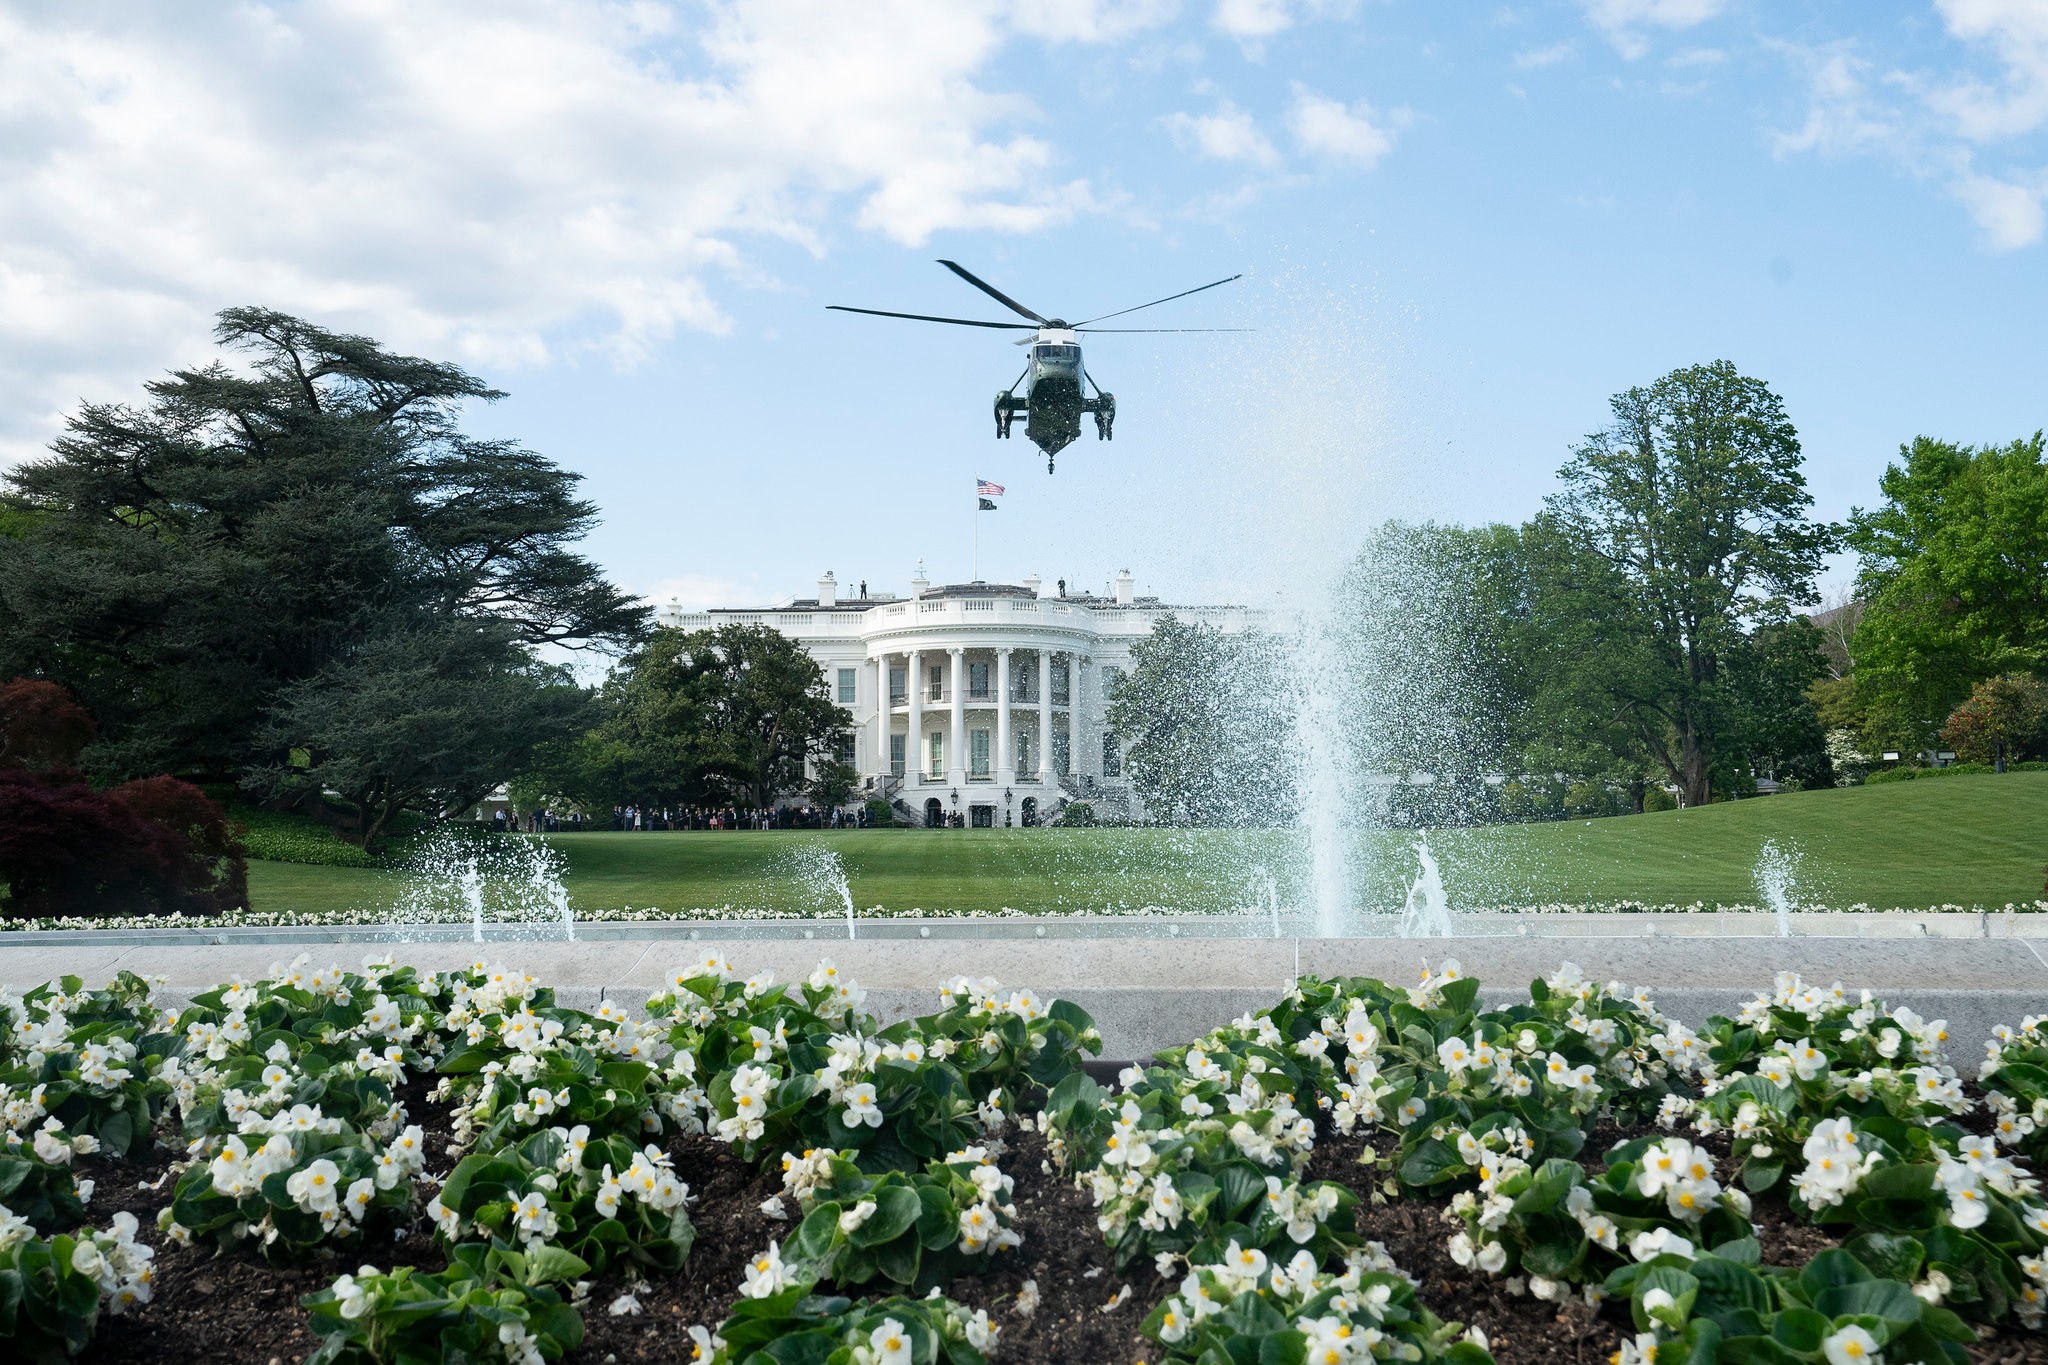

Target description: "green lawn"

left=245, top=773, right=2048, bottom=917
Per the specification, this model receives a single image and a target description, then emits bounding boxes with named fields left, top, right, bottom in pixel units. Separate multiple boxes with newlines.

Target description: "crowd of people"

left=491, top=804, right=873, bottom=833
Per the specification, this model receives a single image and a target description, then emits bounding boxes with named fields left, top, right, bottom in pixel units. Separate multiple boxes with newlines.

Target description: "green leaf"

left=1844, top=1233, right=1925, bottom=1285
left=1769, top=1307, right=1831, bottom=1353
left=1741, top=1161, right=1784, bottom=1194
left=1691, top=1255, right=1771, bottom=1316
left=520, top=1246, right=591, bottom=1286
left=1398, top=1138, right=1466, bottom=1188
left=851, top=1184, right=924, bottom=1249
left=1798, top=1249, right=1873, bottom=1300
left=1814, top=1280, right=1922, bottom=1330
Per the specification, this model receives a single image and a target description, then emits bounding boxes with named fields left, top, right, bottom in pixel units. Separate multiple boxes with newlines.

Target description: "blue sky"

left=3, top=1, right=2045, bottom=613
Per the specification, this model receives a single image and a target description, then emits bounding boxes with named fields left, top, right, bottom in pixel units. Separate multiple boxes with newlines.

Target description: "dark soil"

left=570, top=1129, right=1164, bottom=1365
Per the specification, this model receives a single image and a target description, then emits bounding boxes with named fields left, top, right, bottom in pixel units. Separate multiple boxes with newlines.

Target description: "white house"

left=660, top=569, right=1259, bottom=827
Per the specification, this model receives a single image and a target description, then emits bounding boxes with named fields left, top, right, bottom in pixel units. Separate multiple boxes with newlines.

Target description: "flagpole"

left=972, top=485, right=979, bottom=583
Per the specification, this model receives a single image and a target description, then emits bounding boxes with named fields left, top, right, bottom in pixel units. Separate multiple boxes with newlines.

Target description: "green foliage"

left=1940, top=673, right=2048, bottom=767
left=0, top=306, right=645, bottom=820
left=432, top=1129, right=695, bottom=1275
left=705, top=1289, right=992, bottom=1365
left=1541, top=361, right=1839, bottom=807
left=1865, top=761, right=2048, bottom=783
left=0, top=1219, right=156, bottom=1358
left=526, top=624, right=852, bottom=812
left=1848, top=433, right=2048, bottom=749
left=303, top=1242, right=586, bottom=1365
left=1057, top=799, right=1096, bottom=826
left=1105, top=616, right=1293, bottom=825
left=1643, top=786, right=1678, bottom=812
left=227, top=805, right=377, bottom=867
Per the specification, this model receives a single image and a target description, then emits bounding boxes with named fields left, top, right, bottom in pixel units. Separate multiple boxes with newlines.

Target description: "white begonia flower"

left=1823, top=1324, right=1882, bottom=1365
left=838, top=1199, right=877, bottom=1234
left=333, top=1268, right=376, bottom=1320
left=842, top=1082, right=883, bottom=1129
left=741, top=1241, right=791, bottom=1298
left=869, top=1317, right=913, bottom=1365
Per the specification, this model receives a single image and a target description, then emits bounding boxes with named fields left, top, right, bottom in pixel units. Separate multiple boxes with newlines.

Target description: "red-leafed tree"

left=0, top=678, right=247, bottom=919
left=0, top=678, right=96, bottom=771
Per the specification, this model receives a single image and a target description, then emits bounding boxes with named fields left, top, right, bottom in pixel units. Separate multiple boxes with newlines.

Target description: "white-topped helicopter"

left=829, top=260, right=1244, bottom=472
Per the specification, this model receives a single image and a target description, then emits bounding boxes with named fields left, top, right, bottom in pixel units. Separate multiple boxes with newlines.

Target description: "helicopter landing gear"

left=1047, top=456, right=1055, bottom=474
left=994, top=391, right=1022, bottom=439
left=1091, top=392, right=1115, bottom=441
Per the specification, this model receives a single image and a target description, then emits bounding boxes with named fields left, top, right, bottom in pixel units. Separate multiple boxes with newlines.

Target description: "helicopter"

left=829, top=260, right=1244, bottom=472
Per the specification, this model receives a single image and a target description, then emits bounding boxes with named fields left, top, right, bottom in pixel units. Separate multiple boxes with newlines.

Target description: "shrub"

left=0, top=679, right=95, bottom=771
left=229, top=805, right=377, bottom=868
left=0, top=771, right=246, bottom=919
left=865, top=797, right=896, bottom=828
left=1058, top=801, right=1096, bottom=827
left=1942, top=672, right=2048, bottom=766
left=1642, top=786, right=1677, bottom=812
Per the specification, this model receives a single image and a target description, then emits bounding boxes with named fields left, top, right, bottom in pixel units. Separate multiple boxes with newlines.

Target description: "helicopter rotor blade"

left=1072, top=274, right=1242, bottom=327
left=827, top=306, right=1036, bottom=330
left=936, top=260, right=1049, bottom=325
left=1073, top=327, right=1254, bottom=333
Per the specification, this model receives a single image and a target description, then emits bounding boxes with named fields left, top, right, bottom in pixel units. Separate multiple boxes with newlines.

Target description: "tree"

left=1719, top=619, right=1833, bottom=791
left=0, top=679, right=97, bottom=771
left=0, top=307, right=647, bottom=791
left=536, top=625, right=853, bottom=813
left=1847, top=434, right=2048, bottom=749
left=1940, top=673, right=2048, bottom=769
left=808, top=760, right=859, bottom=811
left=677, top=625, right=853, bottom=808
left=248, top=623, right=593, bottom=848
left=1105, top=616, right=1292, bottom=825
left=0, top=771, right=245, bottom=920
left=1542, top=361, right=1837, bottom=807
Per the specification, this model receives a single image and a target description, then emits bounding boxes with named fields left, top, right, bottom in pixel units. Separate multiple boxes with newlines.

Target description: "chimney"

left=1114, top=569, right=1136, bottom=606
left=1023, top=573, right=1043, bottom=598
left=817, top=571, right=837, bottom=608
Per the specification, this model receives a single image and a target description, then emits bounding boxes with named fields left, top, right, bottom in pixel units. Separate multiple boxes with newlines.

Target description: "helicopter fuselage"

left=999, top=328, right=1112, bottom=466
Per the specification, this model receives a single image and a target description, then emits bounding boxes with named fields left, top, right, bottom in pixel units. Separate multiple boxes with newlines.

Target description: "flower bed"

left=5, top=900, right=2045, bottom=934
left=1, top=954, right=2045, bottom=1363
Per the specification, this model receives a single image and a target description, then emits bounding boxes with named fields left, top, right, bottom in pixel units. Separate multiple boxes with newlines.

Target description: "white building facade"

left=661, top=569, right=1258, bottom=827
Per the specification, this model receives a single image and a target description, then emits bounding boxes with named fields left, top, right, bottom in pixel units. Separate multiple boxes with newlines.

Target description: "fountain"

left=386, top=829, right=576, bottom=941
left=788, top=844, right=859, bottom=940
left=1754, top=837, right=1803, bottom=937
left=1398, top=834, right=1454, bottom=937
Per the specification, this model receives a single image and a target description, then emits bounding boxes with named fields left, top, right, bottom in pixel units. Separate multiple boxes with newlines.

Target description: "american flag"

left=976, top=478, right=1004, bottom=497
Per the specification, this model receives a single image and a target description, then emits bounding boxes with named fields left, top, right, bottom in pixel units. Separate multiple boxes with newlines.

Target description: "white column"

left=1073, top=658, right=1089, bottom=777
left=905, top=649, right=922, bottom=787
left=947, top=646, right=965, bottom=789
left=1077, top=656, right=1096, bottom=779
left=996, top=648, right=1014, bottom=787
left=1037, top=648, right=1053, bottom=783
left=873, top=654, right=890, bottom=782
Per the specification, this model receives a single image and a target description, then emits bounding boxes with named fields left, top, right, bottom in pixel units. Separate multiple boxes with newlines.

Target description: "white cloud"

left=0, top=0, right=1116, bottom=463
left=1009, top=0, right=1182, bottom=44
left=1954, top=168, right=2048, bottom=248
left=1769, top=20, right=2048, bottom=252
left=1513, top=41, right=1578, bottom=70
left=1929, top=0, right=2048, bottom=141
left=642, top=572, right=767, bottom=613
left=1210, top=0, right=1354, bottom=42
left=1160, top=102, right=1280, bottom=163
left=1286, top=85, right=1399, bottom=167
left=1580, top=0, right=1725, bottom=60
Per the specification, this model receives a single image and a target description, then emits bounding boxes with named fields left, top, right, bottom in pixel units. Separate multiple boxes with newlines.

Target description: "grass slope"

left=243, top=773, right=2048, bottom=917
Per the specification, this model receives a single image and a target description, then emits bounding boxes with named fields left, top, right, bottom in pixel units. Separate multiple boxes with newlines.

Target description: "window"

left=1015, top=731, right=1035, bottom=773
left=1102, top=731, right=1122, bottom=778
left=1053, top=730, right=1070, bottom=776
left=1012, top=661, right=1034, bottom=700
left=970, top=728, right=991, bottom=777
left=928, top=664, right=944, bottom=701
left=889, top=666, right=906, bottom=703
left=1051, top=662, right=1070, bottom=705
left=835, top=732, right=856, bottom=766
left=889, top=734, right=905, bottom=776
left=837, top=668, right=857, bottom=704
left=928, top=731, right=944, bottom=777
left=968, top=662, right=989, bottom=699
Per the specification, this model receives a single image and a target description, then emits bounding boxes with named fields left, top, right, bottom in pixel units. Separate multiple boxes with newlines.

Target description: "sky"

left=3, top=0, right=2046, bottom=616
